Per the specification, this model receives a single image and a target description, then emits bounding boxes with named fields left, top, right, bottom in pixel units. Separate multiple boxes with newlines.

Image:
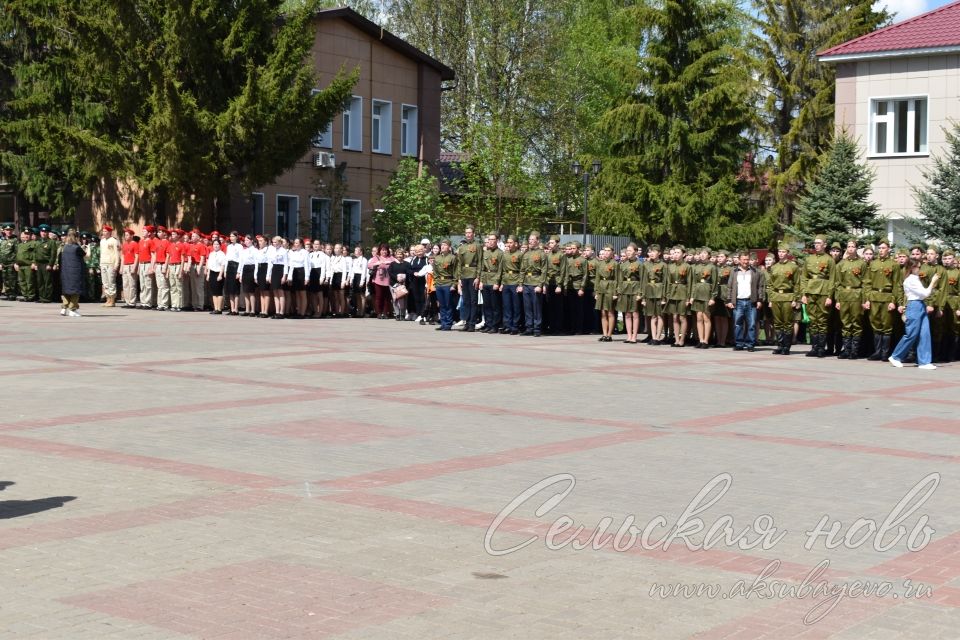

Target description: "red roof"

left=820, top=0, right=960, bottom=59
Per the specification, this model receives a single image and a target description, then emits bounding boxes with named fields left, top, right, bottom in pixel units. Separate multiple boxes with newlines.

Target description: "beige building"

left=820, top=1, right=960, bottom=244
left=76, top=7, right=452, bottom=244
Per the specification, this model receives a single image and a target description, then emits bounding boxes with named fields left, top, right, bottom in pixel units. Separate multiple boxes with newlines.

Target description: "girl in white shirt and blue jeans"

left=890, top=259, right=940, bottom=369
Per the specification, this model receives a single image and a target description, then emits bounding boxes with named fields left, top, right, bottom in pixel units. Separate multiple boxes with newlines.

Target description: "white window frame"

left=371, top=99, right=392, bottom=155
left=310, top=89, right=334, bottom=149
left=310, top=196, right=331, bottom=241
left=342, top=199, right=362, bottom=247
left=342, top=96, right=363, bottom=151
left=251, top=192, right=264, bottom=236
left=868, top=95, right=928, bottom=158
left=400, top=104, right=418, bottom=157
left=276, top=194, right=299, bottom=239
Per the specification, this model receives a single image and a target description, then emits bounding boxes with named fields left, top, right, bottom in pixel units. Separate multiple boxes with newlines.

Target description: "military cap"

left=926, top=244, right=941, bottom=254
left=38, top=223, right=51, bottom=231
left=648, top=243, right=661, bottom=252
left=910, top=244, right=924, bottom=253
left=829, top=241, right=842, bottom=250
left=716, top=248, right=728, bottom=256
left=506, top=234, right=518, bottom=242
left=1, top=223, right=13, bottom=230
left=572, top=241, right=582, bottom=248
left=777, top=241, right=791, bottom=251
left=602, top=244, right=614, bottom=251
left=584, top=243, right=594, bottom=250
left=942, top=248, right=956, bottom=257
left=29, top=227, right=38, bottom=234
left=895, top=247, right=909, bottom=257
left=549, top=234, right=561, bottom=243
left=439, top=238, right=452, bottom=246
left=813, top=234, right=827, bottom=243
left=846, top=237, right=860, bottom=247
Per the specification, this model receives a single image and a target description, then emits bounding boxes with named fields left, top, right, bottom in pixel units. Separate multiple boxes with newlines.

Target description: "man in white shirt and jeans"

left=725, top=250, right=765, bottom=352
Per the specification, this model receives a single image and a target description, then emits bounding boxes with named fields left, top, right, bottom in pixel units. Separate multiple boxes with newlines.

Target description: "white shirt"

left=328, top=255, right=346, bottom=283
left=238, top=245, right=258, bottom=267
left=266, top=246, right=288, bottom=270
left=99, top=236, right=121, bottom=268
left=310, top=251, right=329, bottom=282
left=225, top=242, right=242, bottom=263
left=255, top=246, right=269, bottom=264
left=285, top=248, right=311, bottom=279
left=206, top=250, right=226, bottom=273
left=736, top=268, right=752, bottom=299
left=349, top=255, right=369, bottom=285
left=903, top=274, right=935, bottom=302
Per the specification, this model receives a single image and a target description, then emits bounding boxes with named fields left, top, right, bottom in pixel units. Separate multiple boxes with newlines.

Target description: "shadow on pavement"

left=0, top=481, right=14, bottom=491
left=0, top=496, right=77, bottom=519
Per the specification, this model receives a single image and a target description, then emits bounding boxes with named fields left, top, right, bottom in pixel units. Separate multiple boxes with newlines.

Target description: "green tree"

left=592, top=0, right=758, bottom=246
left=373, top=157, right=447, bottom=247
left=752, top=0, right=887, bottom=226
left=911, top=123, right=960, bottom=248
left=788, top=131, right=882, bottom=245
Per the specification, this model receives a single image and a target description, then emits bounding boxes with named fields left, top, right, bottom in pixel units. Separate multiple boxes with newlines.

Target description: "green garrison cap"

left=647, top=244, right=660, bottom=252
left=506, top=234, right=518, bottom=242
left=778, top=241, right=791, bottom=251
left=830, top=241, right=842, bottom=250
left=38, top=223, right=51, bottom=231
left=814, top=234, right=827, bottom=243
left=942, top=248, right=956, bottom=257
left=895, top=247, right=909, bottom=257
left=439, top=238, right=452, bottom=246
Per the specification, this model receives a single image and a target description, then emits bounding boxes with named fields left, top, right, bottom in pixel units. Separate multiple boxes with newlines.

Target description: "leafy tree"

left=911, top=123, right=960, bottom=248
left=752, top=0, right=887, bottom=226
left=592, top=0, right=758, bottom=246
left=373, top=157, right=447, bottom=247
left=788, top=131, right=882, bottom=245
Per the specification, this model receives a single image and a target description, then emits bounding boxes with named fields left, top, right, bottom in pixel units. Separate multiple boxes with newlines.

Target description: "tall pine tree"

left=752, top=0, right=887, bottom=226
left=788, top=132, right=881, bottom=245
left=912, top=123, right=960, bottom=248
left=592, top=0, right=759, bottom=246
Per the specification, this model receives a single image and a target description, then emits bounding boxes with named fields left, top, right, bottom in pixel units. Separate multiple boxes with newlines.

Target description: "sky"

left=877, top=0, right=944, bottom=21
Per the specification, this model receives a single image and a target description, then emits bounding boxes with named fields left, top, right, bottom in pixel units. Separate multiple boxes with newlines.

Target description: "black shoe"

left=733, top=345, right=744, bottom=351
left=533, top=332, right=541, bottom=337
left=435, top=326, right=444, bottom=330
left=510, top=330, right=519, bottom=335
left=747, top=346, right=756, bottom=352
left=419, top=318, right=426, bottom=325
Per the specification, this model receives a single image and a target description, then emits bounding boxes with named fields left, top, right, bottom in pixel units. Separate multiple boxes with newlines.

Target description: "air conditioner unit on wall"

left=314, top=152, right=336, bottom=169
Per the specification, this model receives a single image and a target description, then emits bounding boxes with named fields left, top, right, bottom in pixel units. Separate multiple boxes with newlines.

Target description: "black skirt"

left=307, top=269, right=321, bottom=293
left=352, top=273, right=363, bottom=294
left=331, top=272, right=342, bottom=289
left=256, top=263, right=269, bottom=292
left=241, top=264, right=256, bottom=294
left=290, top=267, right=305, bottom=291
left=225, top=261, right=240, bottom=295
left=269, top=264, right=284, bottom=292
left=208, top=271, right=224, bottom=296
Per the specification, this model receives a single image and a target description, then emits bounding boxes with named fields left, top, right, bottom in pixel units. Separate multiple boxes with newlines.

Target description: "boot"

left=782, top=332, right=793, bottom=355
left=867, top=335, right=882, bottom=360
left=816, top=334, right=828, bottom=358
left=806, top=334, right=819, bottom=357
left=849, top=336, right=860, bottom=360
left=880, top=335, right=892, bottom=361
left=771, top=331, right=783, bottom=355
left=103, top=295, right=116, bottom=308
left=837, top=336, right=850, bottom=359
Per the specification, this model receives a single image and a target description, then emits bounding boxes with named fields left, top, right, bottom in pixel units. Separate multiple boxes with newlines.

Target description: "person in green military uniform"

left=591, top=244, right=618, bottom=342
left=581, top=244, right=599, bottom=334
left=500, top=235, right=523, bottom=335
left=800, top=234, right=837, bottom=357
left=563, top=242, right=588, bottom=335
left=0, top=223, right=19, bottom=300
left=919, top=245, right=947, bottom=361
left=543, top=235, right=567, bottom=335
left=433, top=239, right=458, bottom=331
left=834, top=239, right=867, bottom=359
left=891, top=247, right=910, bottom=347
left=765, top=242, right=801, bottom=355
left=14, top=229, right=37, bottom=301
left=641, top=244, right=666, bottom=344
left=519, top=232, right=547, bottom=336
left=664, top=245, right=693, bottom=347
left=822, top=241, right=844, bottom=355
left=83, top=232, right=103, bottom=302
left=615, top=243, right=643, bottom=343
left=940, top=249, right=960, bottom=362
left=690, top=247, right=719, bottom=350
left=454, top=225, right=482, bottom=331
left=33, top=223, right=58, bottom=302
left=864, top=240, right=901, bottom=361
left=478, top=232, right=503, bottom=333
left=712, top=250, right=733, bottom=347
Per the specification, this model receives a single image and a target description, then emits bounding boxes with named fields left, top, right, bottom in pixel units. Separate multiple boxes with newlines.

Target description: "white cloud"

left=874, top=0, right=935, bottom=22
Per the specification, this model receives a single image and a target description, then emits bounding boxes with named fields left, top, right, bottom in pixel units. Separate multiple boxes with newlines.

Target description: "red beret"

left=157, top=225, right=167, bottom=232
left=144, top=225, right=156, bottom=232
left=124, top=228, right=136, bottom=234
left=102, top=225, right=113, bottom=232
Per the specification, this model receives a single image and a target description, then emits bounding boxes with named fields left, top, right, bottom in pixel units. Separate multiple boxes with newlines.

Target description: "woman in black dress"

left=58, top=231, right=86, bottom=317
left=205, top=238, right=226, bottom=314
left=388, top=247, right=413, bottom=321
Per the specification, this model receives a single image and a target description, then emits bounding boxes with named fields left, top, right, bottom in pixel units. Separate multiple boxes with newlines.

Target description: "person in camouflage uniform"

left=834, top=239, right=867, bottom=359
left=0, top=223, right=19, bottom=299
left=940, top=249, right=960, bottom=362
left=864, top=240, right=901, bottom=361
left=765, top=242, right=801, bottom=355
left=800, top=235, right=837, bottom=357
left=83, top=232, right=102, bottom=302
left=14, top=229, right=37, bottom=301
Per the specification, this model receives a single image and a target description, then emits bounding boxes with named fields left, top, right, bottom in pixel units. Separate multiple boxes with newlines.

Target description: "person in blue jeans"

left=725, top=251, right=765, bottom=351
left=890, top=259, right=940, bottom=370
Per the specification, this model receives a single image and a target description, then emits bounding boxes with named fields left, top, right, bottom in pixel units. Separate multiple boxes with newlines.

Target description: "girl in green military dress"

left=616, top=243, right=643, bottom=344
left=712, top=250, right=732, bottom=347
left=690, top=248, right=718, bottom=350
left=664, top=246, right=693, bottom=347
left=593, top=245, right=618, bottom=342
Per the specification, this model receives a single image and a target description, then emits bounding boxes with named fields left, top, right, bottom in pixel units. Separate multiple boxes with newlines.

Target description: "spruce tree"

left=374, top=158, right=448, bottom=247
left=788, top=132, right=881, bottom=245
left=912, top=123, right=960, bottom=248
left=592, top=0, right=757, bottom=246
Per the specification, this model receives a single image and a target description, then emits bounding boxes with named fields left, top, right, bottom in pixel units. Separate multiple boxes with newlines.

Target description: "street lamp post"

left=571, top=159, right=601, bottom=245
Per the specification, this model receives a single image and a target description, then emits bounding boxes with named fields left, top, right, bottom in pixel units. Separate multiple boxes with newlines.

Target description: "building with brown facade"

left=72, top=7, right=453, bottom=244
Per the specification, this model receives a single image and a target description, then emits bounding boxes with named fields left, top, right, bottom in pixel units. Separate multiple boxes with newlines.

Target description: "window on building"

left=276, top=195, right=299, bottom=238
left=401, top=105, right=418, bottom=157
left=251, top=193, right=264, bottom=236
left=870, top=97, right=928, bottom=156
left=310, top=89, right=334, bottom=148
left=372, top=100, right=392, bottom=154
left=311, top=197, right=330, bottom=241
left=343, top=96, right=362, bottom=151
left=342, top=200, right=361, bottom=247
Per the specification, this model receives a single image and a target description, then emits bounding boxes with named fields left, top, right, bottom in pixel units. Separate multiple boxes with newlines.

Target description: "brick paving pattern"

left=1, top=300, right=959, bottom=638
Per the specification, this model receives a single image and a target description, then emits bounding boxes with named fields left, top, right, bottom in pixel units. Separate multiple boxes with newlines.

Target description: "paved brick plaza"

left=1, top=300, right=959, bottom=639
